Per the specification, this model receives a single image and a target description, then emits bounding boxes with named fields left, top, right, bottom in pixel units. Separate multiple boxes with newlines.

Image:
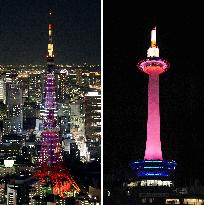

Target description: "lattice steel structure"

left=34, top=15, right=80, bottom=198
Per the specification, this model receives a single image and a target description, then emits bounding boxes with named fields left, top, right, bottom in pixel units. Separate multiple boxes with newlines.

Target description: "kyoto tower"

left=34, top=14, right=80, bottom=198
left=130, top=27, right=176, bottom=184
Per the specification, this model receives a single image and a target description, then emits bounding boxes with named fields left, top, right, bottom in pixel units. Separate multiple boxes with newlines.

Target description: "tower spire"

left=151, top=26, right=157, bottom=47
left=147, top=26, right=159, bottom=57
left=47, top=12, right=54, bottom=65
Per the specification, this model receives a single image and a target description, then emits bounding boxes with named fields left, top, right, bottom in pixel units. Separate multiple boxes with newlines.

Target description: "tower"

left=130, top=27, right=176, bottom=187
left=34, top=14, right=80, bottom=199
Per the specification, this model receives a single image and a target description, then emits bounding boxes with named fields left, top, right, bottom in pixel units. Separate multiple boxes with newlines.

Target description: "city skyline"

left=3, top=0, right=204, bottom=204
left=0, top=0, right=101, bottom=65
left=0, top=1, right=101, bottom=203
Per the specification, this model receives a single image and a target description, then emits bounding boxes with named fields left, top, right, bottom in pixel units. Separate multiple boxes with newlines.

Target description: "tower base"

left=130, top=160, right=176, bottom=179
left=125, top=160, right=177, bottom=204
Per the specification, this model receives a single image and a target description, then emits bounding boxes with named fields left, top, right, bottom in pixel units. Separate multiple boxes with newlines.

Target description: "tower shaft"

left=145, top=73, right=162, bottom=160
left=39, top=73, right=62, bottom=165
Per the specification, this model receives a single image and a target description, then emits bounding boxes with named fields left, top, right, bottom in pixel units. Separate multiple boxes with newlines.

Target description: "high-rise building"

left=84, top=91, right=101, bottom=161
left=84, top=91, right=101, bottom=140
left=7, top=184, right=17, bottom=205
left=70, top=102, right=90, bottom=162
left=28, top=74, right=42, bottom=105
left=17, top=73, right=29, bottom=103
left=0, top=78, right=6, bottom=104
left=58, top=103, right=70, bottom=135
left=5, top=82, right=23, bottom=134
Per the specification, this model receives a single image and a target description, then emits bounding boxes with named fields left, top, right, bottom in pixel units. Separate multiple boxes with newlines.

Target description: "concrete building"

left=84, top=92, right=101, bottom=161
left=84, top=92, right=101, bottom=140
left=70, top=102, right=90, bottom=162
left=7, top=184, right=17, bottom=205
left=28, top=74, right=42, bottom=105
left=5, top=82, right=23, bottom=134
left=0, top=78, right=6, bottom=104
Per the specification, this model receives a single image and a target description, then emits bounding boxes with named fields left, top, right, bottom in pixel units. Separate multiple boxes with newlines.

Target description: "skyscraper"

left=6, top=82, right=23, bottom=134
left=84, top=91, right=101, bottom=140
left=84, top=91, right=101, bottom=161
left=0, top=78, right=5, bottom=104
left=28, top=74, right=42, bottom=105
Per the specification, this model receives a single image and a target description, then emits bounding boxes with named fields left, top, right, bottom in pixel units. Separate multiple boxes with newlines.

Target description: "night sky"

left=0, top=0, right=100, bottom=65
left=104, top=3, right=204, bottom=185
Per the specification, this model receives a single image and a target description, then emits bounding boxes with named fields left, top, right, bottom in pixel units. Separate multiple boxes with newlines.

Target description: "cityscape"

left=0, top=0, right=101, bottom=204
left=4, top=1, right=204, bottom=205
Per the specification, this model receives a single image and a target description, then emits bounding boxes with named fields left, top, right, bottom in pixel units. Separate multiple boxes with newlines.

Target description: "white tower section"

left=147, top=27, right=160, bottom=58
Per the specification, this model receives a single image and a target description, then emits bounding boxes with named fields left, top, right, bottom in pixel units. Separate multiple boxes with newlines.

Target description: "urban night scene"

left=0, top=0, right=101, bottom=205
left=104, top=2, right=204, bottom=205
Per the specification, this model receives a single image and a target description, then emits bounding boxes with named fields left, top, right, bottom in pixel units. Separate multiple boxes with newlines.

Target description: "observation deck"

left=137, top=57, right=170, bottom=75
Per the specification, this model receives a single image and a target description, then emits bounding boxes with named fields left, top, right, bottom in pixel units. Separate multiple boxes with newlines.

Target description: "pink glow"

left=138, top=58, right=170, bottom=74
left=144, top=73, right=163, bottom=160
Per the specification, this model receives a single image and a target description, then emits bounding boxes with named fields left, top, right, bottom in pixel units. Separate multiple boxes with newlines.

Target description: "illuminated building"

left=88, top=72, right=101, bottom=89
left=5, top=82, right=23, bottom=134
left=34, top=16, right=80, bottom=199
left=0, top=78, right=5, bottom=104
left=0, top=182, right=6, bottom=204
left=76, top=69, right=83, bottom=86
left=0, top=102, right=7, bottom=121
left=70, top=102, right=90, bottom=162
left=28, top=74, right=42, bottom=105
left=57, top=103, right=70, bottom=135
left=84, top=91, right=101, bottom=161
left=66, top=72, right=83, bottom=102
left=5, top=72, right=12, bottom=83
left=128, top=27, right=176, bottom=203
left=17, top=74, right=29, bottom=103
left=84, top=91, right=101, bottom=140
left=7, top=184, right=17, bottom=205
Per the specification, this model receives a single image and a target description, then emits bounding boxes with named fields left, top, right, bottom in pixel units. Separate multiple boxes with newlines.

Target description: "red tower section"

left=34, top=20, right=80, bottom=198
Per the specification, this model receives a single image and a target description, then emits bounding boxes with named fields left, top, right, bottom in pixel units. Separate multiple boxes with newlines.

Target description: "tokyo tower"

left=130, top=27, right=176, bottom=185
left=34, top=14, right=80, bottom=198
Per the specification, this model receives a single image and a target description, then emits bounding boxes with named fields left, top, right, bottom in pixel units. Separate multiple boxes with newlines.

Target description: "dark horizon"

left=104, top=3, right=204, bottom=185
left=0, top=0, right=101, bottom=65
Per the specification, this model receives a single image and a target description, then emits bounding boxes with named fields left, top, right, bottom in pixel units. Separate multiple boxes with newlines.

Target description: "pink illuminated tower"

left=139, top=27, right=169, bottom=160
left=34, top=14, right=80, bottom=198
left=130, top=27, right=176, bottom=181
